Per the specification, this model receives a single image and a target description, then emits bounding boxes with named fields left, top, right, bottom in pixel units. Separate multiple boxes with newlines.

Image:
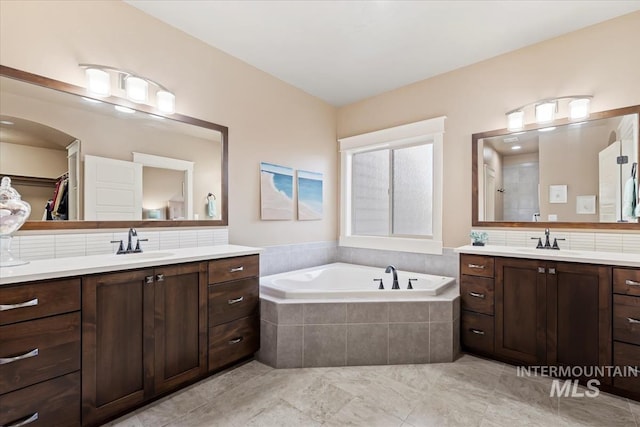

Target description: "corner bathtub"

left=258, top=263, right=460, bottom=369
left=260, top=262, right=454, bottom=301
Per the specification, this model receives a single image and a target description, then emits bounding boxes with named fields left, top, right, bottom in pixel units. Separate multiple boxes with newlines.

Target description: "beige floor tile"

left=405, top=394, right=485, bottom=427
left=137, top=387, right=207, bottom=427
left=244, top=399, right=322, bottom=427
left=493, top=372, right=558, bottom=413
left=110, top=414, right=144, bottom=427
left=280, top=375, right=355, bottom=422
left=324, top=397, right=405, bottom=427
left=558, top=395, right=636, bottom=427
left=194, top=360, right=273, bottom=402
left=373, top=363, right=446, bottom=394
left=482, top=393, right=570, bottom=427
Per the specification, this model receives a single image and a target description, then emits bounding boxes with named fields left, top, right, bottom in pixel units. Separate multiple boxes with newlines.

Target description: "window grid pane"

left=351, top=149, right=389, bottom=236
left=392, top=144, right=433, bottom=236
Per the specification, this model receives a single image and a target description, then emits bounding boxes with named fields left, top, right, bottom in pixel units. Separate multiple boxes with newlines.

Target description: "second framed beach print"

left=260, top=162, right=294, bottom=220
left=297, top=170, right=323, bottom=220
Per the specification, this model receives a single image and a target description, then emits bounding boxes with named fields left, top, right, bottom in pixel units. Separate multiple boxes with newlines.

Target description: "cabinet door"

left=547, top=263, right=612, bottom=381
left=495, top=258, right=547, bottom=364
left=82, top=269, right=154, bottom=426
left=154, top=262, right=207, bottom=395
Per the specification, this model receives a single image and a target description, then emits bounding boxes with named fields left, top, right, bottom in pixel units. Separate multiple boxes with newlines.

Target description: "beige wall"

left=0, top=1, right=337, bottom=246
left=337, top=12, right=640, bottom=247
left=0, top=141, right=67, bottom=178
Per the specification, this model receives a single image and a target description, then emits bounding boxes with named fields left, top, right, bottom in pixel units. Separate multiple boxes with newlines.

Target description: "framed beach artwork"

left=297, top=170, right=323, bottom=220
left=260, top=162, right=294, bottom=220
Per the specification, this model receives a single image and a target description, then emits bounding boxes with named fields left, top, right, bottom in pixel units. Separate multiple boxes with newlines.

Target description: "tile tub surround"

left=258, top=297, right=460, bottom=368
left=107, top=356, right=640, bottom=427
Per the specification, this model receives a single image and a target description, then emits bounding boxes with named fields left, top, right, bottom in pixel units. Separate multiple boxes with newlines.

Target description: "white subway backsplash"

left=473, top=229, right=639, bottom=254
left=12, top=228, right=229, bottom=261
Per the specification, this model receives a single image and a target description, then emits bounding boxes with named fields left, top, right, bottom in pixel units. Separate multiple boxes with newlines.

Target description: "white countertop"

left=0, top=245, right=262, bottom=285
left=455, top=245, right=640, bottom=268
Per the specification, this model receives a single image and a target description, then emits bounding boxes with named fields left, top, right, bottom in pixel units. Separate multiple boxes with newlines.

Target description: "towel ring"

left=207, top=193, right=216, bottom=201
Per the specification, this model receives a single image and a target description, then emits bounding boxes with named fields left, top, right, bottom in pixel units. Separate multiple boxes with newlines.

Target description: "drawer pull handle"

left=628, top=317, right=640, bottom=324
left=0, top=348, right=39, bottom=365
left=156, top=274, right=165, bottom=282
left=468, top=264, right=485, bottom=269
left=0, top=298, right=38, bottom=312
left=6, top=412, right=39, bottom=427
left=468, top=292, right=485, bottom=299
left=229, top=337, right=244, bottom=345
left=626, top=279, right=640, bottom=286
left=230, top=266, right=244, bottom=273
left=228, top=296, right=244, bottom=305
left=470, top=329, right=485, bottom=335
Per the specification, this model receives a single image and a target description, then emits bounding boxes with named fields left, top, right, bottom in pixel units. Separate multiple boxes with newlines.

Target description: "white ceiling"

left=126, top=0, right=640, bottom=106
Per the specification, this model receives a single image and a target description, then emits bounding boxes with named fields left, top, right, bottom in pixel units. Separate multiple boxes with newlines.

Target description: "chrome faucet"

left=385, top=265, right=400, bottom=289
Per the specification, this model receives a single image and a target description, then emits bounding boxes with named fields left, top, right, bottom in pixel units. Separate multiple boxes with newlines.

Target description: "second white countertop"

left=455, top=244, right=640, bottom=268
left=0, top=245, right=262, bottom=286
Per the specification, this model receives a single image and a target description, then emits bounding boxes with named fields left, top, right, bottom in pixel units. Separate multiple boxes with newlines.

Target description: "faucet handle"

left=531, top=237, right=543, bottom=249
left=407, top=278, right=417, bottom=290
left=110, top=240, right=125, bottom=254
left=551, top=238, right=566, bottom=250
left=373, top=278, right=384, bottom=290
left=134, top=238, right=149, bottom=253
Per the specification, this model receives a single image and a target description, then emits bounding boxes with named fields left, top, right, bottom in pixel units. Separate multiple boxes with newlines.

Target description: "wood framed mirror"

left=0, top=65, right=228, bottom=230
left=472, top=105, right=639, bottom=229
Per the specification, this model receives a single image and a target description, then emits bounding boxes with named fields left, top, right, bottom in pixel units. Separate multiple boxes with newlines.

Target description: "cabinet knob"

left=5, top=412, right=39, bottom=427
left=156, top=274, right=165, bottom=282
left=538, top=267, right=546, bottom=274
left=145, top=276, right=154, bottom=284
left=0, top=298, right=38, bottom=312
left=0, top=348, right=39, bottom=365
left=548, top=268, right=556, bottom=275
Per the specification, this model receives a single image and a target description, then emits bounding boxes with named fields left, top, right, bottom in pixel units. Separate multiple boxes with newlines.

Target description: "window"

left=339, top=116, right=445, bottom=254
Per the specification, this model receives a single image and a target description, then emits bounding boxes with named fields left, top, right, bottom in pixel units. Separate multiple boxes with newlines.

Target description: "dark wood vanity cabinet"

left=612, top=267, right=640, bottom=395
left=207, top=255, right=260, bottom=371
left=462, top=254, right=615, bottom=380
left=0, top=278, right=81, bottom=427
left=81, top=262, right=207, bottom=426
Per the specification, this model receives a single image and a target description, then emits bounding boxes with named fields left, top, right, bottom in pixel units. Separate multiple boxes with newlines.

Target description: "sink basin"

left=514, top=248, right=582, bottom=256
left=114, top=252, right=175, bottom=260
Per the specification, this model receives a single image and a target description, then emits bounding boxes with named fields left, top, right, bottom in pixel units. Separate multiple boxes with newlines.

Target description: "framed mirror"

left=472, top=105, right=639, bottom=229
left=0, top=65, right=228, bottom=230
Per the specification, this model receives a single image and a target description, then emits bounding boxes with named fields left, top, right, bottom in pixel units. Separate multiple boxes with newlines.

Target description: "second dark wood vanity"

left=0, top=251, right=260, bottom=427
left=460, top=251, right=639, bottom=401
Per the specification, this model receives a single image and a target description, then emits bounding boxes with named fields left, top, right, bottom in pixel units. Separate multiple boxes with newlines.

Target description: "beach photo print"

left=260, top=162, right=294, bottom=220
left=297, top=170, right=323, bottom=220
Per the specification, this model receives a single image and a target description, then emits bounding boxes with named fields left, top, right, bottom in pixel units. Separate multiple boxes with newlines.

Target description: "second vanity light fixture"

left=79, top=64, right=176, bottom=114
left=506, top=95, right=593, bottom=132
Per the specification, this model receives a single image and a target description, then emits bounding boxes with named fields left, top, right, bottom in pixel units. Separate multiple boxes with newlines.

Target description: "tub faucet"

left=385, top=265, right=400, bottom=289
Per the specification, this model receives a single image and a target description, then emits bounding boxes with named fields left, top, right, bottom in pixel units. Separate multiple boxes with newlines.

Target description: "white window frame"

left=338, top=116, right=445, bottom=254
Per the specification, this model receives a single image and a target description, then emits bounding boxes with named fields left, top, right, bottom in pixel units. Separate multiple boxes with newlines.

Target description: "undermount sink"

left=514, top=248, right=582, bottom=256
left=114, top=252, right=175, bottom=260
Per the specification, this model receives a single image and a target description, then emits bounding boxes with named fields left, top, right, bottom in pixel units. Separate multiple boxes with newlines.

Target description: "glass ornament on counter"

left=0, top=176, right=31, bottom=266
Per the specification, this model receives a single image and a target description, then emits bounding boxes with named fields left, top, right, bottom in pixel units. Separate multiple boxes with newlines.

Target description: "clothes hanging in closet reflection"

left=46, top=174, right=69, bottom=220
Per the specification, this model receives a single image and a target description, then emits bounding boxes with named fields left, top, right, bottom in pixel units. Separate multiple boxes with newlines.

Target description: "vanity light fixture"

left=79, top=64, right=176, bottom=114
left=506, top=95, right=593, bottom=132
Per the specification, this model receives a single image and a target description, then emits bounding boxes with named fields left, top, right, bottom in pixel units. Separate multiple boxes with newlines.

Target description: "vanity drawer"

left=209, top=315, right=259, bottom=371
left=613, top=294, right=640, bottom=346
left=461, top=311, right=494, bottom=355
left=208, top=277, right=259, bottom=326
left=208, top=255, right=259, bottom=284
left=613, top=341, right=640, bottom=395
left=460, top=255, right=494, bottom=278
left=0, top=278, right=80, bottom=326
left=613, top=268, right=640, bottom=297
left=460, top=275, right=495, bottom=315
left=0, top=312, right=80, bottom=394
left=0, top=371, right=80, bottom=427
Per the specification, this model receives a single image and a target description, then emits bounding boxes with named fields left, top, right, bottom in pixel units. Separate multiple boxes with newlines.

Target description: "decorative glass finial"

left=0, top=176, right=32, bottom=266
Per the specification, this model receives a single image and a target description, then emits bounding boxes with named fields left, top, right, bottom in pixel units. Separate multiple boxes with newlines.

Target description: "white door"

left=599, top=142, right=620, bottom=222
left=84, top=155, right=142, bottom=220
left=484, top=165, right=496, bottom=221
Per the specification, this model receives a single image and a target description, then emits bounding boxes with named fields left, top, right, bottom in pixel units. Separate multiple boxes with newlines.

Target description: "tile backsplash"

left=475, top=229, right=640, bottom=254
left=11, top=228, right=229, bottom=262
